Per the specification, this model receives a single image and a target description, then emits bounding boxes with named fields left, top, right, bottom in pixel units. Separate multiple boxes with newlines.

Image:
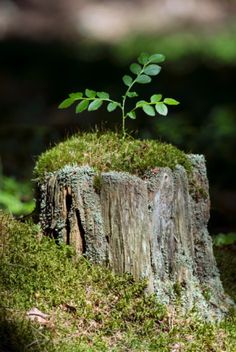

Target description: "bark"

left=37, top=155, right=234, bottom=319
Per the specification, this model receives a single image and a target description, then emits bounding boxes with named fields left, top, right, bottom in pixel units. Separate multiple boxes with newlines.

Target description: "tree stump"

left=37, top=155, right=233, bottom=319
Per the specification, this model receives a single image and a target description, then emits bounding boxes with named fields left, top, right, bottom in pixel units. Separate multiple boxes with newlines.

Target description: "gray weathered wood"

left=37, top=156, right=234, bottom=319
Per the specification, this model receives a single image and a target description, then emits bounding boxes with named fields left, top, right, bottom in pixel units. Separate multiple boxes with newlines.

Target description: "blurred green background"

left=0, top=0, right=236, bottom=236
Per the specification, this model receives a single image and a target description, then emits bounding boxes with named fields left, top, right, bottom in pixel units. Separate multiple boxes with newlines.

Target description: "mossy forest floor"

left=0, top=211, right=235, bottom=352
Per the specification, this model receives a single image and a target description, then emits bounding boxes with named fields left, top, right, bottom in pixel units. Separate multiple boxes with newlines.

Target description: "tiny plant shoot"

left=59, top=52, right=179, bottom=138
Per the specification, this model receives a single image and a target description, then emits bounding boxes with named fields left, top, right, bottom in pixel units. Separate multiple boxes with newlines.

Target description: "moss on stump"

left=34, top=132, right=192, bottom=179
left=34, top=132, right=234, bottom=320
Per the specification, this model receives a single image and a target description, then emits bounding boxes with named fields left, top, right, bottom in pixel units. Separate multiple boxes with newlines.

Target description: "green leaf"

left=144, top=64, right=161, bottom=76
left=137, top=52, right=149, bottom=65
left=149, top=54, right=165, bottom=63
left=69, top=92, right=83, bottom=100
left=107, top=102, right=119, bottom=112
left=151, top=94, right=162, bottom=103
left=142, top=104, right=156, bottom=116
left=122, top=75, right=133, bottom=86
left=136, top=100, right=146, bottom=107
left=127, top=111, right=136, bottom=119
left=58, top=98, right=74, bottom=109
left=164, top=98, right=180, bottom=105
left=88, top=99, right=103, bottom=111
left=127, top=91, right=139, bottom=98
left=76, top=100, right=89, bottom=113
left=155, top=102, right=168, bottom=116
left=129, top=63, right=142, bottom=75
left=136, top=75, right=152, bottom=84
left=97, top=92, right=110, bottom=99
left=85, top=89, right=96, bottom=98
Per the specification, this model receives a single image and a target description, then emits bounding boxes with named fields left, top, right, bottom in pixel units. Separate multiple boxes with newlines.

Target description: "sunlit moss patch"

left=34, top=132, right=191, bottom=179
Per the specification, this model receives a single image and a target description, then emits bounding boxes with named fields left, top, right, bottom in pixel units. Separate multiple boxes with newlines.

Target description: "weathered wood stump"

left=37, top=155, right=233, bottom=319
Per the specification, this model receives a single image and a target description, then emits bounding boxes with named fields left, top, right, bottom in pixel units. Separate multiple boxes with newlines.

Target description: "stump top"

left=34, top=132, right=192, bottom=179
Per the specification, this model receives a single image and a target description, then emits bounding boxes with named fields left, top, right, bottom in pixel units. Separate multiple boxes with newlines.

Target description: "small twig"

left=25, top=339, right=40, bottom=348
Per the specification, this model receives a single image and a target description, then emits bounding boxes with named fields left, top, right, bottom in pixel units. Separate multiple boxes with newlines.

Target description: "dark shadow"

left=0, top=311, right=53, bottom=352
left=214, top=245, right=236, bottom=303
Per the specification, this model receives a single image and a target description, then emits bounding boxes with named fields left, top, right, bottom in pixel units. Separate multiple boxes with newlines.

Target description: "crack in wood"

left=75, top=209, right=86, bottom=254
left=65, top=190, right=72, bottom=245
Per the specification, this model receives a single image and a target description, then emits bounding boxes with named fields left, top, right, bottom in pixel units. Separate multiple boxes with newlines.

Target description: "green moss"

left=93, top=174, right=102, bottom=194
left=1, top=211, right=236, bottom=351
left=198, top=187, right=208, bottom=199
left=188, top=175, right=209, bottom=202
left=0, top=211, right=165, bottom=351
left=202, top=286, right=212, bottom=302
left=190, top=186, right=208, bottom=202
left=34, top=132, right=192, bottom=179
left=173, top=282, right=183, bottom=299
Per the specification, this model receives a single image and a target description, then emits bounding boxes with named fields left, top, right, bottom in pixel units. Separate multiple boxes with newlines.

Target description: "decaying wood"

left=37, top=156, right=234, bottom=319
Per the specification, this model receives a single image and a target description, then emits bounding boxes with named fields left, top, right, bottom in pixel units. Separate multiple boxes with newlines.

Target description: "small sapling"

left=59, top=52, right=179, bottom=138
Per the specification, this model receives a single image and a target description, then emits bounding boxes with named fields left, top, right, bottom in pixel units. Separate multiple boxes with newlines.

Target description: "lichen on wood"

left=36, top=155, right=234, bottom=319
